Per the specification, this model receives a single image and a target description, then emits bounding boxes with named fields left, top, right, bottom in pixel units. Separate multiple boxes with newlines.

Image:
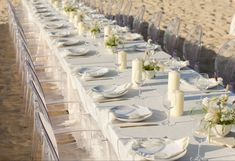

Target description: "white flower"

left=144, top=60, right=150, bottom=66
left=202, top=97, right=209, bottom=107
left=204, top=109, right=219, bottom=123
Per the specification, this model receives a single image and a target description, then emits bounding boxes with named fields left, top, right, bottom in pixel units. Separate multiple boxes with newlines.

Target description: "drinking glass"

left=191, top=120, right=208, bottom=161
left=171, top=56, right=181, bottom=71
left=135, top=79, right=145, bottom=101
left=162, top=93, right=174, bottom=126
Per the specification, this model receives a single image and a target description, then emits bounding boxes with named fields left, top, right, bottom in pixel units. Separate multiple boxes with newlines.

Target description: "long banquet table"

left=20, top=0, right=235, bottom=160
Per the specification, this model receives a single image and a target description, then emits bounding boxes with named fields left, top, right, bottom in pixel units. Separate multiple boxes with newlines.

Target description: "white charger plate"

left=132, top=138, right=188, bottom=161
left=61, top=39, right=84, bottom=46
left=110, top=105, right=152, bottom=122
left=49, top=31, right=71, bottom=37
left=66, top=48, right=90, bottom=56
left=91, top=83, right=131, bottom=98
left=78, top=67, right=109, bottom=77
left=124, top=33, right=143, bottom=41
left=44, top=23, right=64, bottom=29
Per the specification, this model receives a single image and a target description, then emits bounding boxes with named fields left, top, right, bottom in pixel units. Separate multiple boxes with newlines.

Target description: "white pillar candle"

left=104, top=25, right=112, bottom=37
left=77, top=22, right=85, bottom=35
left=74, top=15, right=82, bottom=27
left=53, top=1, right=59, bottom=9
left=69, top=12, right=76, bottom=22
left=118, top=51, right=127, bottom=71
left=170, top=90, right=184, bottom=117
left=167, top=71, right=180, bottom=100
left=132, top=58, right=143, bottom=88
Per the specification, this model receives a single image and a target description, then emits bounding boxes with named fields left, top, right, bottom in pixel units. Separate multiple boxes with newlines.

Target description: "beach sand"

left=0, top=23, right=32, bottom=160
left=0, top=0, right=235, bottom=159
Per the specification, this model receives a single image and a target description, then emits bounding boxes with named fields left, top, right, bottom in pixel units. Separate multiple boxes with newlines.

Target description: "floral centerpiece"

left=142, top=56, right=160, bottom=80
left=202, top=94, right=235, bottom=137
left=90, top=22, right=101, bottom=38
left=63, top=5, right=77, bottom=12
left=105, top=34, right=120, bottom=54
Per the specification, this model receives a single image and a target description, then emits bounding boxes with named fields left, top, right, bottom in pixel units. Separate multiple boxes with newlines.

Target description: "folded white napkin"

left=130, top=137, right=189, bottom=160
left=114, top=105, right=151, bottom=119
left=64, top=48, right=90, bottom=57
left=125, top=33, right=143, bottom=41
left=103, top=83, right=131, bottom=96
left=127, top=106, right=151, bottom=119
left=44, top=23, right=64, bottom=29
left=206, top=77, right=223, bottom=89
left=153, top=137, right=188, bottom=159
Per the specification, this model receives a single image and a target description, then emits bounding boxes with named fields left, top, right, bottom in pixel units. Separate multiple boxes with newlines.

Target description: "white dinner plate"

left=91, top=83, right=131, bottom=98
left=110, top=105, right=152, bottom=122
left=124, top=33, right=143, bottom=41
left=206, top=78, right=223, bottom=89
left=131, top=137, right=189, bottom=161
left=77, top=67, right=109, bottom=77
left=44, top=23, right=65, bottom=29
left=49, top=31, right=71, bottom=38
left=66, top=48, right=90, bottom=56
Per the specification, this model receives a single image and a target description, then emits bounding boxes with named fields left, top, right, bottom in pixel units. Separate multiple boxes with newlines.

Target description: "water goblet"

left=135, top=79, right=145, bottom=103
left=191, top=120, right=208, bottom=161
left=162, top=93, right=174, bottom=126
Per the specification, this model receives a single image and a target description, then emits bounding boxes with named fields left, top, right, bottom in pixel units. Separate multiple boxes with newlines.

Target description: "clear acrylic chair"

left=33, top=111, right=117, bottom=161
left=183, top=24, right=203, bottom=72
left=111, top=0, right=124, bottom=21
left=132, top=5, right=146, bottom=33
left=215, top=39, right=235, bottom=91
left=114, top=0, right=126, bottom=25
left=122, top=0, right=132, bottom=27
left=163, top=17, right=181, bottom=57
left=29, top=80, right=95, bottom=133
left=147, top=11, right=162, bottom=44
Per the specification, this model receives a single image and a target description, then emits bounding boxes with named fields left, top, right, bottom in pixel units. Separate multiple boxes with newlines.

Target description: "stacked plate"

left=124, top=33, right=143, bottom=41
left=131, top=137, right=189, bottom=160
left=64, top=48, right=91, bottom=56
left=110, top=105, right=152, bottom=122
left=77, top=67, right=109, bottom=80
left=49, top=31, right=71, bottom=38
left=56, top=39, right=85, bottom=47
left=44, top=23, right=65, bottom=29
left=206, top=78, right=223, bottom=89
left=89, top=83, right=131, bottom=101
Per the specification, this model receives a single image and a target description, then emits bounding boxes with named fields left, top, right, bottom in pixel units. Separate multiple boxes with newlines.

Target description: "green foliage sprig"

left=105, top=34, right=120, bottom=47
left=64, top=5, right=77, bottom=12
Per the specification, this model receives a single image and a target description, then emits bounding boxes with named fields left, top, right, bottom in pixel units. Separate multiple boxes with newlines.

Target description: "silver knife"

left=116, top=122, right=160, bottom=128
left=98, top=98, right=129, bottom=103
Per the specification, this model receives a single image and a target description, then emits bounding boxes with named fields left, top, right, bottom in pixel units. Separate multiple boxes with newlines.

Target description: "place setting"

left=44, top=22, right=66, bottom=29
left=73, top=66, right=114, bottom=82
left=127, top=136, right=189, bottom=161
left=87, top=83, right=132, bottom=103
left=180, top=73, right=227, bottom=95
left=54, top=38, right=87, bottom=47
left=63, top=48, right=96, bottom=57
left=48, top=31, right=73, bottom=38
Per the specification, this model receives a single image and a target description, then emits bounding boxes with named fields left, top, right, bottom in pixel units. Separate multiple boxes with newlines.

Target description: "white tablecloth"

left=21, top=0, right=235, bottom=160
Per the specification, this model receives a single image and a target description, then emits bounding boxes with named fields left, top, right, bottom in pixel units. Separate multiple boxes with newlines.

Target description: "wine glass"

left=191, top=120, right=208, bottom=161
left=135, top=79, right=145, bottom=102
left=170, top=56, right=181, bottom=71
left=162, top=93, right=174, bottom=126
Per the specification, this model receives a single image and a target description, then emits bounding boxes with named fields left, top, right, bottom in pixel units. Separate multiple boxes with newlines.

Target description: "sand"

left=136, top=0, right=235, bottom=51
left=0, top=0, right=235, bottom=159
left=0, top=23, right=32, bottom=160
